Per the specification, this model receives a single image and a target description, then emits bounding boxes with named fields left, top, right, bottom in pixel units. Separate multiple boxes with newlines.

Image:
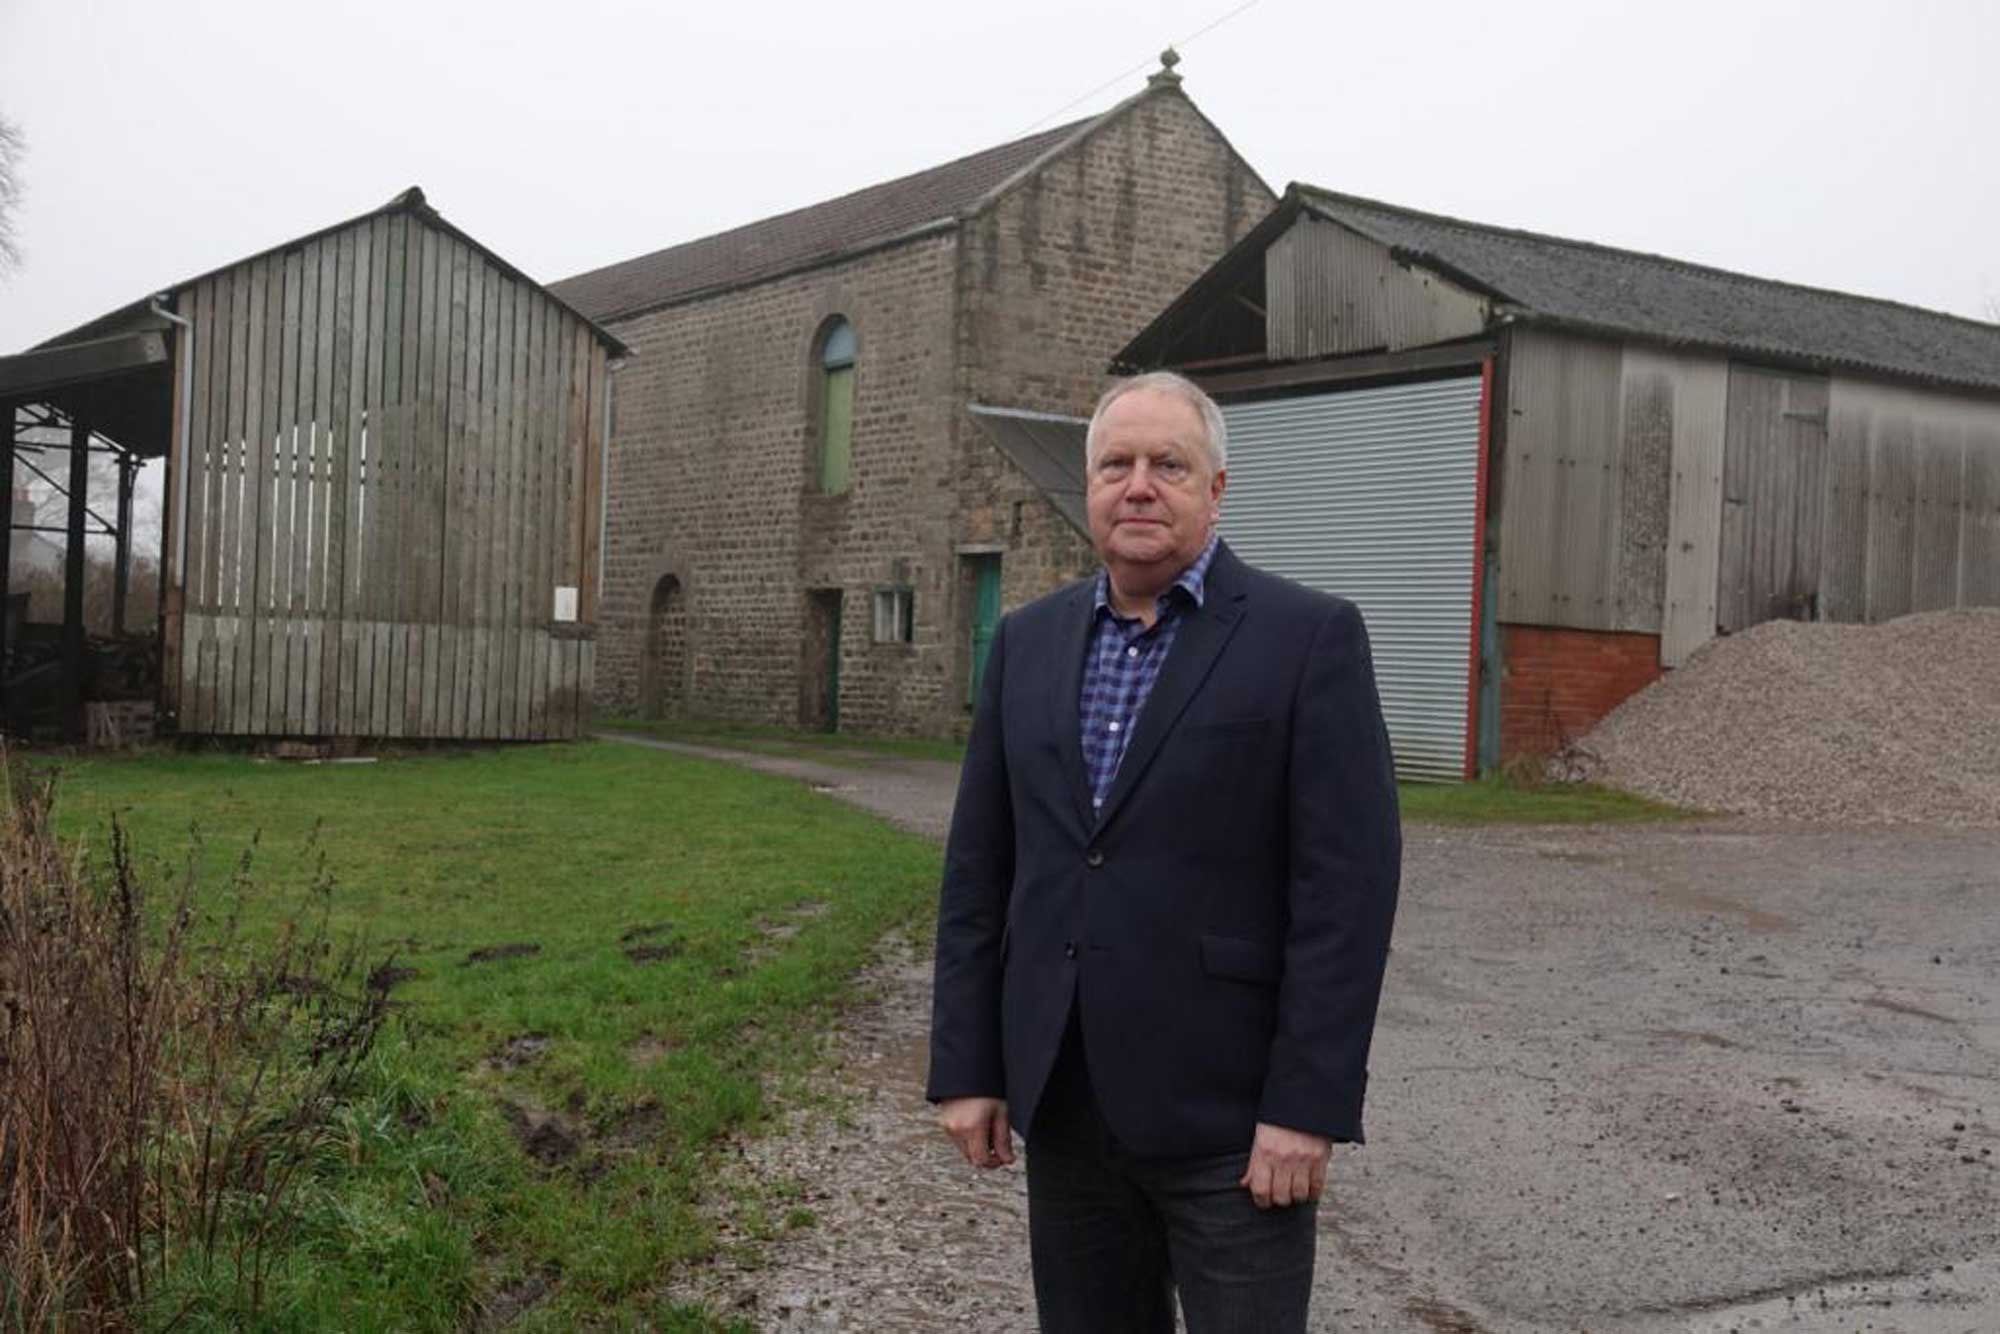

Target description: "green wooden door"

left=968, top=556, right=1001, bottom=706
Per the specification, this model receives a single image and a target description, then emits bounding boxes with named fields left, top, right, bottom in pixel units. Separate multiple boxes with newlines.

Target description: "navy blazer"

left=927, top=541, right=1402, bottom=1158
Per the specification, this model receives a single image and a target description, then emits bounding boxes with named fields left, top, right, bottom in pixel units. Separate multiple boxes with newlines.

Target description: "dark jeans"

left=1026, top=1015, right=1317, bottom=1334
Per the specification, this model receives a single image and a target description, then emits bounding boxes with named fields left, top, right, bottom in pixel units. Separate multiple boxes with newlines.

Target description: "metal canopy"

left=967, top=403, right=1089, bottom=536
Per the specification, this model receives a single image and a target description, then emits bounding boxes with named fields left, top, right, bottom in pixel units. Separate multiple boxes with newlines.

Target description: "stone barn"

left=551, top=55, right=1273, bottom=737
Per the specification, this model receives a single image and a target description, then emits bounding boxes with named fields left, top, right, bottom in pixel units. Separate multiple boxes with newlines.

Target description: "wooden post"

left=0, top=401, right=15, bottom=672
left=62, top=414, right=89, bottom=742
left=113, top=454, right=136, bottom=636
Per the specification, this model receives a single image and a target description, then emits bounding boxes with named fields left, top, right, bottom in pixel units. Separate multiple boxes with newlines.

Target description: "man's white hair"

left=1084, top=371, right=1228, bottom=473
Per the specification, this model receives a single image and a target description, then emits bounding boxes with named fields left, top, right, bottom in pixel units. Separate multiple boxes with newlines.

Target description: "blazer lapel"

left=1048, top=581, right=1099, bottom=832
left=1094, top=547, right=1248, bottom=832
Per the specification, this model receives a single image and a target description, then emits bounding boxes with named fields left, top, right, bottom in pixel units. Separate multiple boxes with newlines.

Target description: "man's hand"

left=1239, top=1121, right=1331, bottom=1209
left=938, top=1096, right=1015, bottom=1169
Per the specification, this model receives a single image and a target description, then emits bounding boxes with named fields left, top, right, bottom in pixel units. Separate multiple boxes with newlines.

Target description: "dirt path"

left=595, top=734, right=2000, bottom=1332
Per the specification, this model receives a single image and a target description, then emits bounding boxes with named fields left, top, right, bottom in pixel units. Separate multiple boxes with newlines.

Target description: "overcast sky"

left=2, top=0, right=1997, bottom=356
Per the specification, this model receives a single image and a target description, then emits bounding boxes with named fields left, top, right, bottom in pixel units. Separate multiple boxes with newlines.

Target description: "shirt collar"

left=1092, top=533, right=1221, bottom=620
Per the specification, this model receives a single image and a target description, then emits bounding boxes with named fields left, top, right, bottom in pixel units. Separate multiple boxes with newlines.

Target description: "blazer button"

left=1085, top=848, right=1105, bottom=868
left=1064, top=941, right=1078, bottom=959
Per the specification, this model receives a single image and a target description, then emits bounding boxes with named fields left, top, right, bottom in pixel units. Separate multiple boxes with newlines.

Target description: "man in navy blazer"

left=927, top=371, right=1401, bottom=1331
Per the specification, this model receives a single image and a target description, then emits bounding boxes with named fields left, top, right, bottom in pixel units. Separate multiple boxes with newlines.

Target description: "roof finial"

left=1148, top=46, right=1183, bottom=88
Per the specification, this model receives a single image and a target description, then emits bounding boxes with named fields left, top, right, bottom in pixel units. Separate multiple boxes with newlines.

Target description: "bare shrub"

left=0, top=753, right=394, bottom=1329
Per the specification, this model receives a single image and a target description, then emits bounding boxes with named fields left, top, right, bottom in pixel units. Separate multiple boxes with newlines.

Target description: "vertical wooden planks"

left=1866, top=418, right=1917, bottom=622
left=178, top=280, right=216, bottom=730
left=503, top=285, right=532, bottom=738
left=1819, top=400, right=1871, bottom=623
left=245, top=251, right=284, bottom=735
left=227, top=255, right=265, bottom=734
left=305, top=236, right=336, bottom=733
left=324, top=226, right=358, bottom=734
left=504, top=280, right=531, bottom=739
left=353, top=216, right=388, bottom=733
left=566, top=322, right=589, bottom=613
left=1717, top=367, right=1827, bottom=630
left=1910, top=420, right=1964, bottom=613
left=459, top=257, right=489, bottom=739
left=371, top=213, right=404, bottom=737
left=1962, top=428, right=2000, bottom=608
left=270, top=244, right=304, bottom=734
left=470, top=266, right=496, bottom=740
left=438, top=238, right=471, bottom=738
left=407, top=224, right=439, bottom=736
left=580, top=341, right=605, bottom=627
left=481, top=271, right=513, bottom=738
left=521, top=293, right=548, bottom=739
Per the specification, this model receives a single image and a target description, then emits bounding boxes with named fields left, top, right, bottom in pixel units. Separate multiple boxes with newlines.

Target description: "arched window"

left=816, top=317, right=856, bottom=494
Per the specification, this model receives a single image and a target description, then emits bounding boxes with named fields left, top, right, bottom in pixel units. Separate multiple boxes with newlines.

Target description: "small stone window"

left=873, top=587, right=914, bottom=644
left=816, top=317, right=856, bottom=494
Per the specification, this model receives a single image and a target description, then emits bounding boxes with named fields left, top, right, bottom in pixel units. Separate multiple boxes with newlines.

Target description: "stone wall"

left=595, top=86, right=1274, bottom=738
left=594, top=236, right=960, bottom=728
left=953, top=88, right=1273, bottom=646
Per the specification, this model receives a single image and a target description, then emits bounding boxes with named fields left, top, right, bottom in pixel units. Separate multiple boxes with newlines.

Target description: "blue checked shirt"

left=1079, top=535, right=1220, bottom=817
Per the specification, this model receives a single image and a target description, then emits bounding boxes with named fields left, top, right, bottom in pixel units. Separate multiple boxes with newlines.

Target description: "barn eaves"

left=1118, top=183, right=2000, bottom=398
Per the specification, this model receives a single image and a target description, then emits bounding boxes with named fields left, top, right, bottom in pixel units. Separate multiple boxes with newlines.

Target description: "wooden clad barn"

left=2, top=188, right=626, bottom=743
left=1118, top=184, right=2000, bottom=778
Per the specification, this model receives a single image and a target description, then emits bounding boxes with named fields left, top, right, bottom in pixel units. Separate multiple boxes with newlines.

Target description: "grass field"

left=596, top=719, right=1691, bottom=826
left=1397, top=776, right=1695, bottom=825
left=593, top=717, right=967, bottom=766
left=25, top=733, right=1685, bottom=1328
left=39, top=742, right=945, bottom=1332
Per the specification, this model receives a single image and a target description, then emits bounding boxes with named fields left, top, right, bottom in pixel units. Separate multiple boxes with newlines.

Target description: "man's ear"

left=1210, top=467, right=1228, bottom=516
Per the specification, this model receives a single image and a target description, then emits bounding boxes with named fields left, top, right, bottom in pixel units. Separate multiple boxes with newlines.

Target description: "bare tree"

left=0, top=112, right=23, bottom=273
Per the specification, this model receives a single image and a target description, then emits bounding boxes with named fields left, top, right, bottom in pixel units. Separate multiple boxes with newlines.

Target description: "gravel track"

left=596, top=735, right=2000, bottom=1332
left=1582, top=609, right=2000, bottom=827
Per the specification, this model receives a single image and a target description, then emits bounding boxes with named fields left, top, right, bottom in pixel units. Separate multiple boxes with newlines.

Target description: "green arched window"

left=817, top=318, right=855, bottom=494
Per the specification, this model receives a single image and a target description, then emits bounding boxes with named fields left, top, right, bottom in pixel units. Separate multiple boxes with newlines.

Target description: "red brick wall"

left=1499, top=625, right=1663, bottom=762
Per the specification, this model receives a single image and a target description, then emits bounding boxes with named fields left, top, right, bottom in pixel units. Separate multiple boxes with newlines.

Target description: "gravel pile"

left=1582, top=608, right=2000, bottom=827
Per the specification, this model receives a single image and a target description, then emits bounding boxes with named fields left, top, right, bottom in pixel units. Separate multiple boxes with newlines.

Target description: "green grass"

left=40, top=742, right=943, bottom=1331
left=593, top=716, right=967, bottom=766
left=1397, top=776, right=1698, bottom=825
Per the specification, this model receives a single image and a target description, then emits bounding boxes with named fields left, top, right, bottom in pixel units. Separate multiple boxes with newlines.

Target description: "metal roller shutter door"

left=1220, top=376, right=1483, bottom=782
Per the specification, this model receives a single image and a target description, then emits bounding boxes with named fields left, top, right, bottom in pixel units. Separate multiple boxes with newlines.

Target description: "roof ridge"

left=1295, top=184, right=2000, bottom=333
left=555, top=115, right=1096, bottom=291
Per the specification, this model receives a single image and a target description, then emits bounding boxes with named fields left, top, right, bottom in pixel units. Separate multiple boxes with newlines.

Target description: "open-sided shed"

left=1, top=188, right=626, bottom=743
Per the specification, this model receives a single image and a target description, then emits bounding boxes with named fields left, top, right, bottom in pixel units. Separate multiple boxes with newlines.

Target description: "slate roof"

left=1295, top=185, right=2000, bottom=394
left=549, top=118, right=1094, bottom=324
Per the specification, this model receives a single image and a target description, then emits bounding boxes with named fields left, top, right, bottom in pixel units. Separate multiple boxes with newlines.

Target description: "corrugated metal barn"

left=1118, top=184, right=2000, bottom=780
left=1, top=188, right=626, bottom=743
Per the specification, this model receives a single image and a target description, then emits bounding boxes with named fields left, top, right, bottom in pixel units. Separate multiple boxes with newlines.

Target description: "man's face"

left=1086, top=388, right=1226, bottom=577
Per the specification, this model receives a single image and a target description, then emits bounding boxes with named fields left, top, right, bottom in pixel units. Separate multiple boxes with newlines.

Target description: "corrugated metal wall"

left=1221, top=376, right=1484, bottom=782
left=1265, top=216, right=1488, bottom=362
